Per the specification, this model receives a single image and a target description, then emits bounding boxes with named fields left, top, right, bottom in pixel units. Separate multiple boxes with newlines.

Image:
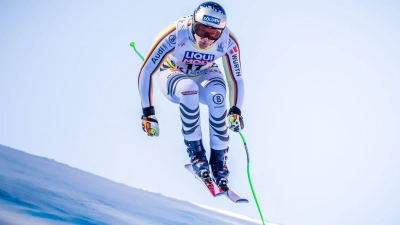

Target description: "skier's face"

left=194, top=33, right=215, bottom=49
left=193, top=23, right=223, bottom=40
left=193, top=22, right=222, bottom=49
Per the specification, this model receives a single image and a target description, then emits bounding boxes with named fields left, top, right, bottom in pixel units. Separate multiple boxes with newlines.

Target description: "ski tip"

left=224, top=190, right=249, bottom=203
left=184, top=164, right=193, bottom=172
left=235, top=199, right=249, bottom=203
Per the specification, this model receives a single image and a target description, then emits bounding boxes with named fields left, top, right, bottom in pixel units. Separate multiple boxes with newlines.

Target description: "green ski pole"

left=238, top=130, right=266, bottom=225
left=130, top=42, right=144, bottom=61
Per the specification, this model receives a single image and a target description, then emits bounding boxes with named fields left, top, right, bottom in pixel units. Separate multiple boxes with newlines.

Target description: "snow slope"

left=0, top=144, right=276, bottom=225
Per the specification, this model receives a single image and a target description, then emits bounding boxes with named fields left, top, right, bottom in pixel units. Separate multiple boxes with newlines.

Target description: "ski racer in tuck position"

left=137, top=2, right=245, bottom=191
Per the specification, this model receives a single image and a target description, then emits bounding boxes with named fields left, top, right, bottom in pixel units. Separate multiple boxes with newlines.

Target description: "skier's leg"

left=157, top=68, right=209, bottom=175
left=197, top=66, right=230, bottom=149
left=209, top=148, right=229, bottom=190
left=197, top=66, right=230, bottom=188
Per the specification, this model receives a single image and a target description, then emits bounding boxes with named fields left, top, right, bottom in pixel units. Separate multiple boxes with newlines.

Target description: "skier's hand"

left=141, top=115, right=159, bottom=137
left=141, top=106, right=159, bottom=137
left=227, top=106, right=244, bottom=132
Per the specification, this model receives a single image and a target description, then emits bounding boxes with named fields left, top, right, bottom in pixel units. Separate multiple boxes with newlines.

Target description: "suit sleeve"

left=137, top=23, right=176, bottom=108
left=222, top=31, right=244, bottom=110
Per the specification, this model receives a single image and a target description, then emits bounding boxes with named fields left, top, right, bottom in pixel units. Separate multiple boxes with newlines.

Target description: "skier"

left=137, top=2, right=244, bottom=190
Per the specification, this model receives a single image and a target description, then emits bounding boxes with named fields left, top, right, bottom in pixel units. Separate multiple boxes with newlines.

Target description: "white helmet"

left=193, top=2, right=227, bottom=29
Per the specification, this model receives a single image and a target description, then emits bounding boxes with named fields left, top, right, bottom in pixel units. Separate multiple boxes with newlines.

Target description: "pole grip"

left=130, top=42, right=144, bottom=61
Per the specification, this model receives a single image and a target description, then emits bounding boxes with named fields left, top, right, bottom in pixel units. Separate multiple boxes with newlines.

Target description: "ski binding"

left=185, top=163, right=249, bottom=203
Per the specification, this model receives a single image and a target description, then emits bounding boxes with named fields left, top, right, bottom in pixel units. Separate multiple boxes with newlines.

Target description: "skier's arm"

left=222, top=31, right=244, bottom=111
left=138, top=23, right=176, bottom=136
left=138, top=23, right=176, bottom=111
left=222, top=31, right=245, bottom=132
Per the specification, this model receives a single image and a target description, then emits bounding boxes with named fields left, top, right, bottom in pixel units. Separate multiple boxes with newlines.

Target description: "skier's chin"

left=198, top=42, right=209, bottom=49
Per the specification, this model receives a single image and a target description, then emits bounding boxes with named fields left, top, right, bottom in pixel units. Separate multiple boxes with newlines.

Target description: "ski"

left=185, top=164, right=249, bottom=203
left=185, top=164, right=223, bottom=197
left=221, top=189, right=249, bottom=203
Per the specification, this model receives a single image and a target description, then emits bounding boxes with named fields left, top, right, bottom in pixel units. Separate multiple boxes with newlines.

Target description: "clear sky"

left=1, top=1, right=400, bottom=224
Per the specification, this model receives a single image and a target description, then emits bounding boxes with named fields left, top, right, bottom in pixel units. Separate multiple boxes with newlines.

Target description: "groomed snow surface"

left=0, top=145, right=277, bottom=225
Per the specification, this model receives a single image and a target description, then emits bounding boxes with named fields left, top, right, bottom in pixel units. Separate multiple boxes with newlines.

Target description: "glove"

left=141, top=106, right=159, bottom=137
left=227, top=106, right=244, bottom=132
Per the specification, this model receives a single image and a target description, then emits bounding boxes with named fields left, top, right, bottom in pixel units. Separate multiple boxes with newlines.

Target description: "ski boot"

left=185, top=139, right=210, bottom=181
left=210, top=148, right=230, bottom=191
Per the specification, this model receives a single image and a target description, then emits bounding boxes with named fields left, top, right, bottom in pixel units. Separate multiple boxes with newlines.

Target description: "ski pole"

left=238, top=131, right=265, bottom=225
left=130, top=42, right=266, bottom=224
left=130, top=42, right=144, bottom=61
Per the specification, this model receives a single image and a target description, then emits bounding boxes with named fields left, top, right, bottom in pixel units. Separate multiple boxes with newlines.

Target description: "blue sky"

left=1, top=1, right=400, bottom=224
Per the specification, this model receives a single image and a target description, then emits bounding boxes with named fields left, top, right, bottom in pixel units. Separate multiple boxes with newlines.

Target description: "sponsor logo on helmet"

left=202, top=15, right=221, bottom=25
left=182, top=51, right=215, bottom=65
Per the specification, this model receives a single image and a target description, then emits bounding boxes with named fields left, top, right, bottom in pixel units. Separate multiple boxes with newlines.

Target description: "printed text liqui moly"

left=182, top=51, right=215, bottom=65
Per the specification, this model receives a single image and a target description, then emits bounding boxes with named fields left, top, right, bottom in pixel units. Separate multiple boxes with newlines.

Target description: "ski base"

left=185, top=164, right=248, bottom=203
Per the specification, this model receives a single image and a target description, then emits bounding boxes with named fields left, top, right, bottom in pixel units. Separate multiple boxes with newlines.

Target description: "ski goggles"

left=193, top=22, right=223, bottom=41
